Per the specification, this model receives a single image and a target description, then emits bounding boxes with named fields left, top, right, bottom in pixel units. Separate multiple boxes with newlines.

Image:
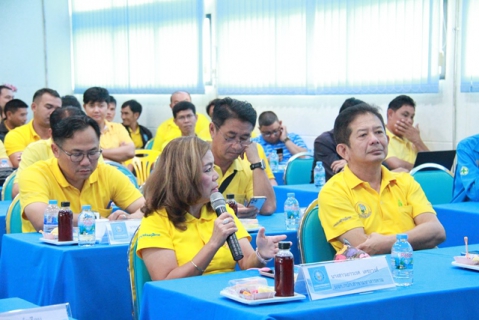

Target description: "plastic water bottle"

left=284, top=193, right=300, bottom=230
left=78, top=205, right=96, bottom=246
left=269, top=152, right=279, bottom=172
left=43, top=200, right=59, bottom=239
left=314, top=161, right=326, bottom=188
left=0, top=159, right=9, bottom=167
left=390, top=234, right=413, bottom=286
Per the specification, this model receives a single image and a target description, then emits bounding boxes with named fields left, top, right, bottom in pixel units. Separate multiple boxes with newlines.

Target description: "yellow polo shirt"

left=215, top=158, right=255, bottom=203
left=319, top=165, right=435, bottom=252
left=101, top=120, right=133, bottom=149
left=4, top=120, right=41, bottom=156
left=128, top=127, right=144, bottom=149
left=386, top=128, right=417, bottom=164
left=151, top=114, right=210, bottom=152
left=19, top=158, right=143, bottom=232
left=137, top=205, right=250, bottom=275
left=14, top=138, right=104, bottom=184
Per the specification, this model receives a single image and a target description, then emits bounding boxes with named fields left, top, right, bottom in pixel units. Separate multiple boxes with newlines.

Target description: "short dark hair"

left=61, top=95, right=82, bottom=109
left=334, top=103, right=385, bottom=147
left=32, top=88, right=60, bottom=102
left=170, top=91, right=191, bottom=103
left=83, top=87, right=109, bottom=104
left=206, top=98, right=220, bottom=117
left=50, top=106, right=85, bottom=131
left=258, top=111, right=279, bottom=127
left=388, top=95, right=415, bottom=111
left=121, top=99, right=142, bottom=115
left=339, top=97, right=365, bottom=114
left=4, top=99, right=28, bottom=117
left=212, top=97, right=257, bottom=128
left=109, top=95, right=117, bottom=105
left=52, top=115, right=100, bottom=146
left=173, top=101, right=196, bottom=118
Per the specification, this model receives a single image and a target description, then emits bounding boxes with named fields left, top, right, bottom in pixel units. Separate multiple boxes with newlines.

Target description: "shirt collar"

left=50, top=158, right=100, bottom=189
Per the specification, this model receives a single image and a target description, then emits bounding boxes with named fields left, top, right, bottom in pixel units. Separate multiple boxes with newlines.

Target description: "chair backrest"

left=128, top=226, right=151, bottom=320
left=144, top=139, right=154, bottom=150
left=297, top=199, right=336, bottom=263
left=125, top=150, right=160, bottom=186
left=6, top=195, right=22, bottom=233
left=2, top=170, right=17, bottom=201
left=410, top=163, right=454, bottom=205
left=105, top=161, right=139, bottom=189
left=284, top=152, right=314, bottom=185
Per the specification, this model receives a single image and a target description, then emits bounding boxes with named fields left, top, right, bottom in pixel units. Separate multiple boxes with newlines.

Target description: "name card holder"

left=106, top=219, right=141, bottom=245
left=295, top=256, right=396, bottom=300
left=0, top=303, right=71, bottom=320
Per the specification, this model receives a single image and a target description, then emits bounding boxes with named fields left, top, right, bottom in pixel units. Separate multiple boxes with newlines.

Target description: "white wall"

left=1, top=0, right=477, bottom=151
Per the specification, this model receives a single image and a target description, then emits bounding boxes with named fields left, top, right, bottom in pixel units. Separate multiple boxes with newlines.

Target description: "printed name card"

left=0, top=303, right=71, bottom=320
left=295, top=256, right=395, bottom=300
left=106, top=219, right=141, bottom=245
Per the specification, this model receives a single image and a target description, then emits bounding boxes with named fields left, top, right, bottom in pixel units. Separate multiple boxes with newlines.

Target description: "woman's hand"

left=236, top=203, right=259, bottom=219
left=255, top=228, right=287, bottom=260
left=209, top=213, right=238, bottom=249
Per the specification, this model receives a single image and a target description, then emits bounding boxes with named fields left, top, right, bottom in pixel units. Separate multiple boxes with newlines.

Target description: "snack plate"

left=40, top=238, right=78, bottom=246
left=451, top=261, right=479, bottom=271
left=220, top=290, right=306, bottom=305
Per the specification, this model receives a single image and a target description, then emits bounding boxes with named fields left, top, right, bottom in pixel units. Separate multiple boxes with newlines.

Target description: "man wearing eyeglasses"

left=210, top=98, right=276, bottom=218
left=19, top=115, right=145, bottom=233
left=252, top=111, right=308, bottom=164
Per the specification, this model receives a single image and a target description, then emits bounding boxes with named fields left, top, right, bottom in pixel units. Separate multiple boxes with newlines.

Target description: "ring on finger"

left=223, top=218, right=231, bottom=225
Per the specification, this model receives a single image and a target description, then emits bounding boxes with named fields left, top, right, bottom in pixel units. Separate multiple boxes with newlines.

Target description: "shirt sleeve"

left=4, top=129, right=24, bottom=156
left=453, top=139, right=479, bottom=201
left=105, top=164, right=143, bottom=209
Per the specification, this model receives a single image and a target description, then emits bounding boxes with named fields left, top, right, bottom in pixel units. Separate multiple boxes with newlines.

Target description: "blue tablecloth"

left=0, top=297, right=38, bottom=313
left=0, top=200, right=13, bottom=256
left=274, top=184, right=319, bottom=211
left=140, top=244, right=479, bottom=320
left=253, top=212, right=300, bottom=265
left=434, top=202, right=479, bottom=247
left=0, top=233, right=131, bottom=320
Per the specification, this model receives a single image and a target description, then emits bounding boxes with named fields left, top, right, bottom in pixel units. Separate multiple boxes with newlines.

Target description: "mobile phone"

left=276, top=148, right=283, bottom=155
left=259, top=268, right=275, bottom=278
left=461, top=250, right=479, bottom=255
left=245, top=196, right=267, bottom=211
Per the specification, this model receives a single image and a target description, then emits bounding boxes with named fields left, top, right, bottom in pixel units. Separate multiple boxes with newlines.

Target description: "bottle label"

left=79, top=216, right=95, bottom=234
left=391, top=252, right=413, bottom=270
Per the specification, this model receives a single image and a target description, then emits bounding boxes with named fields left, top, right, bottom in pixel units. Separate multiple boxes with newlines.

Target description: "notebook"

left=413, top=150, right=456, bottom=170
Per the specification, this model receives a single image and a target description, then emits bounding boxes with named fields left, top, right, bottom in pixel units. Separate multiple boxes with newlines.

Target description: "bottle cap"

left=278, top=241, right=291, bottom=250
left=48, top=200, right=58, bottom=205
left=61, top=201, right=70, bottom=207
left=287, top=193, right=295, bottom=198
left=316, top=161, right=322, bottom=166
left=226, top=194, right=235, bottom=200
left=396, top=234, right=408, bottom=240
left=82, top=205, right=92, bottom=211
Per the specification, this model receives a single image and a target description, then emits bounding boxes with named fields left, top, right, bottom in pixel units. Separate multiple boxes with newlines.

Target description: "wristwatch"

left=250, top=160, right=265, bottom=170
left=283, top=136, right=291, bottom=143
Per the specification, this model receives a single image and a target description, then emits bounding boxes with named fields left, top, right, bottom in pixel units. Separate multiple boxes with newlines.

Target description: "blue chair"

left=410, top=163, right=454, bottom=205
left=297, top=199, right=336, bottom=263
left=105, top=161, right=139, bottom=189
left=2, top=170, right=17, bottom=201
left=128, top=226, right=151, bottom=320
left=6, top=196, right=22, bottom=233
left=284, top=152, right=314, bottom=185
left=144, top=139, right=154, bottom=150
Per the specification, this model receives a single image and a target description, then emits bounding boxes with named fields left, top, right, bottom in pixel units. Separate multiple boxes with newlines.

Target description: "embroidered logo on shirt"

left=138, top=232, right=161, bottom=239
left=355, top=202, right=372, bottom=218
left=460, top=166, right=469, bottom=176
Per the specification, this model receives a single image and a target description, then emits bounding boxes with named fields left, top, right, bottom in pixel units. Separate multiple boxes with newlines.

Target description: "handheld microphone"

left=210, top=192, right=244, bottom=261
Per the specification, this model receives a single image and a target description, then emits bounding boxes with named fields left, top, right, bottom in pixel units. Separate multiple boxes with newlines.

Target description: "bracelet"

left=190, top=260, right=205, bottom=274
left=256, top=248, right=273, bottom=264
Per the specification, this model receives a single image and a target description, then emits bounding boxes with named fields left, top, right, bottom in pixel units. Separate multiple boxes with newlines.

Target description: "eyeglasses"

left=215, top=125, right=252, bottom=147
left=58, top=145, right=102, bottom=163
left=261, top=128, right=281, bottom=138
